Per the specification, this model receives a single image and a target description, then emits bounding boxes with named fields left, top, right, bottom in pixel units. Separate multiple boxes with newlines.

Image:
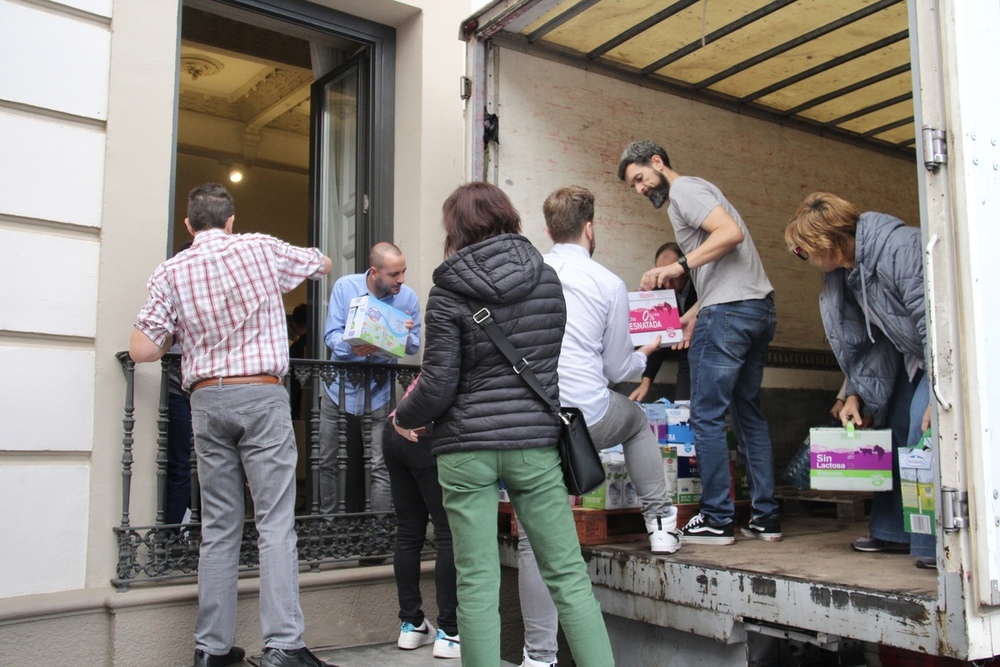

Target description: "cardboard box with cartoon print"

left=342, top=295, right=411, bottom=358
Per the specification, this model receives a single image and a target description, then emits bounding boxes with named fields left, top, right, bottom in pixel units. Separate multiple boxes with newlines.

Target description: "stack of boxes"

left=576, top=400, right=750, bottom=524
left=647, top=401, right=749, bottom=524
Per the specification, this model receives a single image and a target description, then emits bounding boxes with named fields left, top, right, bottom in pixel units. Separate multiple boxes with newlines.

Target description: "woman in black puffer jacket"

left=394, top=182, right=614, bottom=666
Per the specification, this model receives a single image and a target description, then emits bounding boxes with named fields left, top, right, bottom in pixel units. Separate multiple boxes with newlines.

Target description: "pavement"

left=244, top=642, right=519, bottom=666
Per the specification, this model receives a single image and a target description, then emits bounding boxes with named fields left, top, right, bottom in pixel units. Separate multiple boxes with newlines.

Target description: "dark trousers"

left=166, top=391, right=193, bottom=525
left=382, top=421, right=458, bottom=635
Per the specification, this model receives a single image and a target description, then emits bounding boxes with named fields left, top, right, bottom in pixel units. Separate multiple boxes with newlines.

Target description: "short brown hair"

left=442, top=182, right=522, bottom=256
left=785, top=192, right=859, bottom=267
left=187, top=183, right=234, bottom=231
left=543, top=186, right=594, bottom=243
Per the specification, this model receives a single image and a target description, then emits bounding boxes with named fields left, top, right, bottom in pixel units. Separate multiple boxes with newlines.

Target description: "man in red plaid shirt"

left=130, top=183, right=336, bottom=667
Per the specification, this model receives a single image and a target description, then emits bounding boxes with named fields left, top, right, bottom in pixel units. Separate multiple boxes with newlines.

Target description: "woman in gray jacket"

left=785, top=192, right=935, bottom=569
left=393, top=182, right=614, bottom=665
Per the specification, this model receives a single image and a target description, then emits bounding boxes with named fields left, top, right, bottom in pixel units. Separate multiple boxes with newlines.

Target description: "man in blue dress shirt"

left=319, top=242, right=421, bottom=514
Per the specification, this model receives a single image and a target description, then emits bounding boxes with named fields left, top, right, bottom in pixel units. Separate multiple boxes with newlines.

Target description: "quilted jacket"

left=820, top=211, right=924, bottom=427
left=394, top=233, right=566, bottom=456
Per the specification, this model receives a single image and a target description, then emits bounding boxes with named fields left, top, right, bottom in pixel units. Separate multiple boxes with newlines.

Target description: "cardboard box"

left=342, top=295, right=410, bottom=358
left=628, top=290, right=684, bottom=347
left=665, top=405, right=695, bottom=450
left=581, top=454, right=626, bottom=510
left=642, top=401, right=694, bottom=450
left=676, top=454, right=702, bottom=504
left=662, top=446, right=701, bottom=505
left=642, top=402, right=667, bottom=444
left=900, top=434, right=935, bottom=534
left=809, top=427, right=893, bottom=491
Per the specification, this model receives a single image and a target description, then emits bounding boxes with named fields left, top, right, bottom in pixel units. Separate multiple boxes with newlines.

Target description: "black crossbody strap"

left=468, top=300, right=560, bottom=414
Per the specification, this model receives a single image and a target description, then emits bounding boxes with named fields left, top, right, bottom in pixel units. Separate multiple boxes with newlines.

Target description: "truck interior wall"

left=493, top=45, right=922, bottom=462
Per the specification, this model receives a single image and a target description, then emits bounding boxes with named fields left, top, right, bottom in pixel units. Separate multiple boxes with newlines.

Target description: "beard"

left=647, top=172, right=670, bottom=209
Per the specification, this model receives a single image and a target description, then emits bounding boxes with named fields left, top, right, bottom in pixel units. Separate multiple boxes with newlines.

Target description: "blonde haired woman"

left=785, top=192, right=935, bottom=569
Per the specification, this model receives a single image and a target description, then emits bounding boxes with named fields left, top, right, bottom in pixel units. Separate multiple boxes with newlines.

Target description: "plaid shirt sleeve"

left=134, top=267, right=177, bottom=346
left=269, top=238, right=326, bottom=293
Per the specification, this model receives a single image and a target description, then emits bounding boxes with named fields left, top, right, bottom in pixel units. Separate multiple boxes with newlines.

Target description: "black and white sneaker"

left=740, top=513, right=783, bottom=542
left=680, top=513, right=735, bottom=545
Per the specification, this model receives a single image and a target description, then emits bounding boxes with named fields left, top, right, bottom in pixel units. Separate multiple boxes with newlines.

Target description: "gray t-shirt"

left=667, top=176, right=773, bottom=308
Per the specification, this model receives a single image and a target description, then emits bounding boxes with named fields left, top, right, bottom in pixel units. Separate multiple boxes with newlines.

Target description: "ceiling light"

left=228, top=165, right=244, bottom=183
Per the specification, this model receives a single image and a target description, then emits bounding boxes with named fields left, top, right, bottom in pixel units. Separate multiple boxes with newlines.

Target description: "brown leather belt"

left=191, top=374, right=283, bottom=391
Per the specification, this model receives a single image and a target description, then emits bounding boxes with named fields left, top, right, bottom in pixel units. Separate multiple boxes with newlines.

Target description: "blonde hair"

left=785, top=192, right=859, bottom=267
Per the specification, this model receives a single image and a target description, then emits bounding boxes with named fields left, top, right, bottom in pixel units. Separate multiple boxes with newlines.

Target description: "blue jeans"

left=869, top=370, right=935, bottom=558
left=166, top=391, right=193, bottom=525
left=189, top=384, right=305, bottom=655
left=688, top=297, right=778, bottom=525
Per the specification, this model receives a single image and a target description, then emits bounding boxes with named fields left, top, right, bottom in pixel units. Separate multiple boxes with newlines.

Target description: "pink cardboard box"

left=628, top=290, right=684, bottom=347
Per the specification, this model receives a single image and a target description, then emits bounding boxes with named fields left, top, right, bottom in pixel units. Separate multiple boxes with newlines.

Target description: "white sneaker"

left=647, top=507, right=682, bottom=554
left=432, top=629, right=461, bottom=658
left=520, top=647, right=558, bottom=667
left=397, top=619, right=436, bottom=650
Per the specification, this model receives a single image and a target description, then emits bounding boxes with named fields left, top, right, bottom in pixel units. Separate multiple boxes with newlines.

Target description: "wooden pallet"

left=498, top=501, right=751, bottom=546
left=775, top=486, right=872, bottom=521
left=498, top=502, right=648, bottom=546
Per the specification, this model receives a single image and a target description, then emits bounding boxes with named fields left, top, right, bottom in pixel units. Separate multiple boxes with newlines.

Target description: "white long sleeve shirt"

left=544, top=243, right=646, bottom=425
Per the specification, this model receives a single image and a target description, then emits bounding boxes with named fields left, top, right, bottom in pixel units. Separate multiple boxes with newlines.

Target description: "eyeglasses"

left=792, top=246, right=809, bottom=261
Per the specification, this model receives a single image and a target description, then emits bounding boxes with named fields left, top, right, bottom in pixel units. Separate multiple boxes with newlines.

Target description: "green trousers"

left=437, top=446, right=614, bottom=667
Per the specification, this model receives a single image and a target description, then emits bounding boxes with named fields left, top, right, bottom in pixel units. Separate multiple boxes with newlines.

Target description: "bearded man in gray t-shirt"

left=619, top=140, right=781, bottom=546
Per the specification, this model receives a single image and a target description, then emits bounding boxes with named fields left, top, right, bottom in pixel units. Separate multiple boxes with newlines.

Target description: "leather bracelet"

left=677, top=254, right=691, bottom=274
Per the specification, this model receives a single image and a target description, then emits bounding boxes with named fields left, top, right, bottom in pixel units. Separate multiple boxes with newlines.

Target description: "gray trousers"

left=318, top=394, right=391, bottom=513
left=518, top=390, right=671, bottom=659
left=189, top=383, right=305, bottom=655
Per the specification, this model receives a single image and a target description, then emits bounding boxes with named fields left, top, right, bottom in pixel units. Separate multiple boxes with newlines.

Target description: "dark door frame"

left=193, top=0, right=396, bottom=255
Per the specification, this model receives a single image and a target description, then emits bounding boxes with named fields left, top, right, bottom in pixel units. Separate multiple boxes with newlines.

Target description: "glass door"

left=310, top=52, right=370, bottom=352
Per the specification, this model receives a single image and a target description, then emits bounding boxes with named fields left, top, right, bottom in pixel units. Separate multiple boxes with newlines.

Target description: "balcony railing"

left=113, top=353, right=420, bottom=591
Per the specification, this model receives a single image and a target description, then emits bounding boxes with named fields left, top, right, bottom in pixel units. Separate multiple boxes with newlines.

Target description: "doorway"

left=172, top=0, right=395, bottom=512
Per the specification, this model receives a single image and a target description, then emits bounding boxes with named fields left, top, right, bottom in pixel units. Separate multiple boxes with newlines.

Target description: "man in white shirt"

left=514, top=185, right=678, bottom=667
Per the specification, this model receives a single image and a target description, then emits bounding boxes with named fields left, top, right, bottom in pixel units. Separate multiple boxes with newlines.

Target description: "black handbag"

left=468, top=301, right=606, bottom=495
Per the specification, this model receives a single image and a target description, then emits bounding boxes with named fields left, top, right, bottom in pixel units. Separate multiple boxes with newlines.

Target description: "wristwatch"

left=677, top=254, right=691, bottom=274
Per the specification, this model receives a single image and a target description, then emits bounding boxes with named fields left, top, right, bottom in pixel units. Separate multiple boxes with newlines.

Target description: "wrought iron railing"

left=113, top=353, right=420, bottom=591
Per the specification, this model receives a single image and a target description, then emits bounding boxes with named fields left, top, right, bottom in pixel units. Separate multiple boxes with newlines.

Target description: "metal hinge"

left=922, top=126, right=947, bottom=172
left=941, top=487, right=967, bottom=532
left=363, top=194, right=369, bottom=214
